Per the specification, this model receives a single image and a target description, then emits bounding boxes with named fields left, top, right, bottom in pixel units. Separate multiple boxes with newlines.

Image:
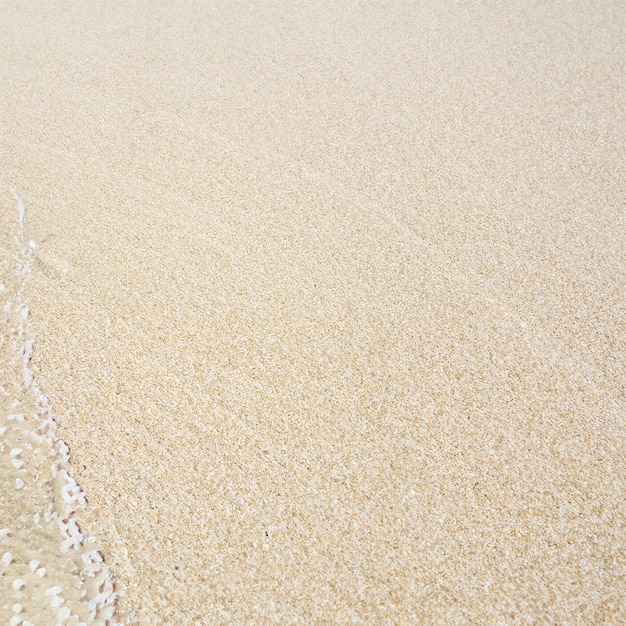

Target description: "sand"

left=0, top=186, right=117, bottom=625
left=1, top=0, right=625, bottom=623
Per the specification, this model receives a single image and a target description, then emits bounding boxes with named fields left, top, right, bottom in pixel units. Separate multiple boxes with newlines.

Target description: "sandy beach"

left=1, top=1, right=625, bottom=623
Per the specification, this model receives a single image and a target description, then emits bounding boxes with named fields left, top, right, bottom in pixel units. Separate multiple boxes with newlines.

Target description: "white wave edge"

left=6, top=185, right=122, bottom=625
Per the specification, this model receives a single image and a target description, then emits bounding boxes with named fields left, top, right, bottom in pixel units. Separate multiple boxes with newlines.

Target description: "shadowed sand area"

left=1, top=1, right=625, bottom=623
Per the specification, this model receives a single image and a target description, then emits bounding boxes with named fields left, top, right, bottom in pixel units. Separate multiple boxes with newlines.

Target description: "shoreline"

left=2, top=1, right=625, bottom=622
left=0, top=186, right=120, bottom=624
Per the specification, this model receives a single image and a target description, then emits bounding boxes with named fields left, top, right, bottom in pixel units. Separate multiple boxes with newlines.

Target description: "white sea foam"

left=1, top=185, right=122, bottom=624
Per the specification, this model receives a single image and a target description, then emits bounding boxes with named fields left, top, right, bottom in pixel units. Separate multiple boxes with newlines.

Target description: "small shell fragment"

left=1, top=552, right=13, bottom=566
left=36, top=567, right=47, bottom=578
left=12, top=578, right=25, bottom=591
left=50, top=595, right=65, bottom=607
left=29, top=559, right=40, bottom=572
left=15, top=478, right=25, bottom=490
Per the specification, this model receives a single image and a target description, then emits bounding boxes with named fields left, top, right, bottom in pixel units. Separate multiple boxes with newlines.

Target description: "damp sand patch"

left=0, top=186, right=120, bottom=625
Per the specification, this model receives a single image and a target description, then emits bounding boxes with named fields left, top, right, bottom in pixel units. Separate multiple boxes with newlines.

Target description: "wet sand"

left=0, top=187, right=117, bottom=625
left=1, top=1, right=625, bottom=623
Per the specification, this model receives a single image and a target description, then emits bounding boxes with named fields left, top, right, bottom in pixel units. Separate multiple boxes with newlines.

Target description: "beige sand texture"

left=1, top=184, right=119, bottom=625
left=1, top=0, right=625, bottom=623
